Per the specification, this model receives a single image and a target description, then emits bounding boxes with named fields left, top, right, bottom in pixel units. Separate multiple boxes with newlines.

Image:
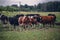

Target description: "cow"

left=28, top=16, right=40, bottom=29
left=8, top=17, right=18, bottom=29
left=26, top=14, right=40, bottom=24
left=28, top=16, right=40, bottom=25
left=18, top=16, right=30, bottom=30
left=18, top=16, right=40, bottom=29
left=0, top=14, right=8, bottom=24
left=26, top=14, right=41, bottom=29
left=40, top=16, right=55, bottom=27
left=48, top=14, right=56, bottom=21
left=8, top=14, right=24, bottom=30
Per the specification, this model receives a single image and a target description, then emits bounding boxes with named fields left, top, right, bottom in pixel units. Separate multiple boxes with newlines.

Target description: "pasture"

left=2, top=11, right=60, bottom=22
left=0, top=11, right=60, bottom=40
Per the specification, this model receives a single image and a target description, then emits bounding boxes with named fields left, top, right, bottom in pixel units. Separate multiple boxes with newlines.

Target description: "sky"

left=0, top=0, right=60, bottom=6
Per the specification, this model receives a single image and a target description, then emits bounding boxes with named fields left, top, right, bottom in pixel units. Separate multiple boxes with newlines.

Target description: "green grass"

left=2, top=11, right=60, bottom=22
left=0, top=11, right=60, bottom=40
left=0, top=28, right=60, bottom=40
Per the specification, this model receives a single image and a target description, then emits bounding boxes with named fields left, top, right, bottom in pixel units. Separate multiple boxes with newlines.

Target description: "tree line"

left=0, top=1, right=60, bottom=12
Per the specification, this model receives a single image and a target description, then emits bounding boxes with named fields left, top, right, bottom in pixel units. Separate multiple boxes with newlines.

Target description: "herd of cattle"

left=0, top=13, right=56, bottom=30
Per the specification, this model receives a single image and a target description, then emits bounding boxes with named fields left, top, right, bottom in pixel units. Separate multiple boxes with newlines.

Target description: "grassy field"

left=0, top=28, right=60, bottom=40
left=0, top=11, right=60, bottom=40
left=2, top=11, right=60, bottom=22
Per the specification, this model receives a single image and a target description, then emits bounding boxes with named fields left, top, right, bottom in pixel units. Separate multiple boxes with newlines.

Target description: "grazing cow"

left=40, top=16, right=55, bottom=27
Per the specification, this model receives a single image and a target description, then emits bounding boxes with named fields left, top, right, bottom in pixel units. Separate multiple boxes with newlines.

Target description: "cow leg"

left=52, top=23, right=54, bottom=28
left=14, top=25, right=16, bottom=31
left=14, top=26, right=15, bottom=31
left=26, top=25, right=28, bottom=30
left=23, top=24, right=26, bottom=30
left=38, top=23, right=42, bottom=29
left=33, top=24, right=35, bottom=29
left=39, top=23, right=42, bottom=29
left=50, top=22, right=51, bottom=28
left=35, top=23, right=40, bottom=29
left=43, top=23, right=45, bottom=28
left=24, top=25, right=27, bottom=30
left=20, top=24, right=24, bottom=31
left=29, top=24, right=33, bottom=30
left=29, top=24, right=31, bottom=30
left=27, top=24, right=31, bottom=30
left=19, top=23, right=24, bottom=31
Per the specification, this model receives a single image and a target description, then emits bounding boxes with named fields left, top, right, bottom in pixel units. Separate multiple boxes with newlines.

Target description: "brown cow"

left=18, top=16, right=39, bottom=29
left=28, top=16, right=37, bottom=25
left=18, top=16, right=30, bottom=30
left=28, top=16, right=41, bottom=29
left=40, top=16, right=55, bottom=27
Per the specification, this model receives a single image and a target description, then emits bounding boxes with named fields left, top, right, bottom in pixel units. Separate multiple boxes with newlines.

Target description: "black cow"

left=8, top=17, right=18, bottom=29
left=0, top=14, right=8, bottom=24
left=8, top=14, right=24, bottom=29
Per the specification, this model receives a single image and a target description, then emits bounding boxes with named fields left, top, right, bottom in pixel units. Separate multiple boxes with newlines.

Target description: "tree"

left=0, top=6, right=4, bottom=12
